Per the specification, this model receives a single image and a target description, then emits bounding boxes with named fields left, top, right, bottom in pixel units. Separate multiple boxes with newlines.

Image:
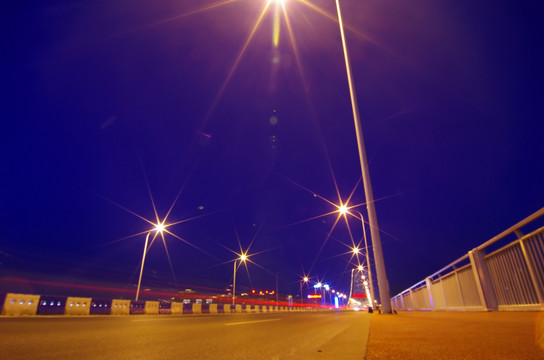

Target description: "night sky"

left=1, top=0, right=543, bottom=300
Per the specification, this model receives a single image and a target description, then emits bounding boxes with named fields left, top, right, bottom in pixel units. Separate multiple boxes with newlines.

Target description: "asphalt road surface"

left=0, top=312, right=371, bottom=360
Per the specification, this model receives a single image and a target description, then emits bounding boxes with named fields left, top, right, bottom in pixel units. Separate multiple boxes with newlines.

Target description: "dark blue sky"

left=1, top=0, right=543, bottom=300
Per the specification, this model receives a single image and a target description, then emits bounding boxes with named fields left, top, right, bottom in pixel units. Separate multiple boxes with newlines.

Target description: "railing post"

left=454, top=271, right=466, bottom=309
left=440, top=278, right=448, bottom=310
left=469, top=249, right=498, bottom=311
left=519, top=237, right=544, bottom=306
left=409, top=289, right=416, bottom=310
left=425, top=278, right=434, bottom=310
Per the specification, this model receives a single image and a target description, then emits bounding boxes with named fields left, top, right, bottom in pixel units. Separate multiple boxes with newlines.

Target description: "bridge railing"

left=391, top=207, right=544, bottom=311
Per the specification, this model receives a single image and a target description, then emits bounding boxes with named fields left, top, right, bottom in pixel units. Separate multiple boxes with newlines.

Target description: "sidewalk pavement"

left=365, top=311, right=544, bottom=360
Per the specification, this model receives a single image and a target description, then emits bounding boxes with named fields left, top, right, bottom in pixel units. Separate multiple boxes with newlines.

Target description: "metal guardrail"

left=391, top=207, right=544, bottom=311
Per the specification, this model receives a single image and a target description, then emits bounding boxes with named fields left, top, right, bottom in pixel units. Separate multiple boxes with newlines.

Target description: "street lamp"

left=349, top=267, right=356, bottom=301
left=323, top=284, right=330, bottom=305
left=349, top=265, right=369, bottom=304
left=350, top=210, right=375, bottom=309
left=334, top=0, right=391, bottom=313
left=341, top=206, right=375, bottom=306
left=276, top=271, right=284, bottom=306
left=349, top=265, right=373, bottom=308
left=232, top=254, right=247, bottom=305
left=314, top=282, right=324, bottom=307
left=136, top=223, right=165, bottom=301
left=300, top=276, right=309, bottom=306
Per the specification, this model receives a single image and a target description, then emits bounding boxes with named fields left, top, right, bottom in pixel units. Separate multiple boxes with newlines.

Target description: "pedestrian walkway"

left=365, top=311, right=544, bottom=360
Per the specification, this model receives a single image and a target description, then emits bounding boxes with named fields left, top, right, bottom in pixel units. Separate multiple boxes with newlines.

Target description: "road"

left=0, top=311, right=371, bottom=360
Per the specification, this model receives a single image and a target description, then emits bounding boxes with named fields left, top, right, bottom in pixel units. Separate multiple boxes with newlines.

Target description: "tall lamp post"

left=362, top=274, right=372, bottom=308
left=351, top=210, right=375, bottom=305
left=232, top=254, right=247, bottom=306
left=136, top=223, right=164, bottom=301
left=300, top=276, right=309, bottom=306
left=334, top=0, right=391, bottom=313
left=349, top=265, right=363, bottom=301
left=314, top=282, right=323, bottom=307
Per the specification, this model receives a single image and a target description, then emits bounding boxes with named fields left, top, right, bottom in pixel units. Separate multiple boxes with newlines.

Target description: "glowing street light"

left=334, top=0, right=391, bottom=313
left=135, top=223, right=165, bottom=301
left=313, top=282, right=324, bottom=306
left=348, top=209, right=375, bottom=308
left=349, top=265, right=372, bottom=306
left=232, top=253, right=248, bottom=305
left=300, top=276, right=309, bottom=305
left=323, top=284, right=331, bottom=306
left=348, top=264, right=373, bottom=308
left=349, top=266, right=357, bottom=301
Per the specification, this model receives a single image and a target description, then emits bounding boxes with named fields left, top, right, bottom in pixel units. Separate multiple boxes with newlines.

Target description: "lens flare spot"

left=273, top=3, right=281, bottom=47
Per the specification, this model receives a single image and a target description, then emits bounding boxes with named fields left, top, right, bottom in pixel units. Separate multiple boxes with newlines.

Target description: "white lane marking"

left=225, top=318, right=281, bottom=326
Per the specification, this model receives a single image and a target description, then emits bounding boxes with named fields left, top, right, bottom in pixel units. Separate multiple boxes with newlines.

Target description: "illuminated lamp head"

left=155, top=222, right=165, bottom=233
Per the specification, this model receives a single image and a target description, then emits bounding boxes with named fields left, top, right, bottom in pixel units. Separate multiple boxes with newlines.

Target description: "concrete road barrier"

left=171, top=302, right=183, bottom=314
left=2, top=293, right=40, bottom=316
left=183, top=303, right=192, bottom=314
left=130, top=300, right=146, bottom=315
left=0, top=293, right=5, bottom=314
left=111, top=299, right=131, bottom=315
left=90, top=298, right=112, bottom=315
left=38, top=296, right=66, bottom=315
left=145, top=301, right=159, bottom=315
left=65, top=297, right=91, bottom=315
left=159, top=301, right=171, bottom=314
